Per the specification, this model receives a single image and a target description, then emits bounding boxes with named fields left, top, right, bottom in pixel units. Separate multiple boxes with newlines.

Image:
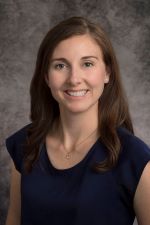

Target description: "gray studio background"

left=0, top=0, right=150, bottom=225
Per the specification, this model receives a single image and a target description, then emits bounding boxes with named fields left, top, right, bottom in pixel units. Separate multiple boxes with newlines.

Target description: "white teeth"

left=66, top=90, right=88, bottom=96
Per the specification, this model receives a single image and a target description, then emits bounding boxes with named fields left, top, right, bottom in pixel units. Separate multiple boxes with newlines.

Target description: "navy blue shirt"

left=6, top=124, right=150, bottom=225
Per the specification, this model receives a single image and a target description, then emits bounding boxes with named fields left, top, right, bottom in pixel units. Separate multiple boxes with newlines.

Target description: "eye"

left=54, top=63, right=66, bottom=70
left=83, top=62, right=94, bottom=67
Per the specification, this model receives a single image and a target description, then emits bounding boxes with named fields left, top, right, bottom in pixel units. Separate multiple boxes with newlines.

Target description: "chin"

left=61, top=102, right=98, bottom=115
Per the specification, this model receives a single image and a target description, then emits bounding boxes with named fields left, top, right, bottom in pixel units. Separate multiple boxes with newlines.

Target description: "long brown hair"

left=24, top=16, right=134, bottom=172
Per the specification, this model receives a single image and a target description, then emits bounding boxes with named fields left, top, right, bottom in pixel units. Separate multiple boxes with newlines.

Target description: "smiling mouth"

left=65, top=89, right=89, bottom=97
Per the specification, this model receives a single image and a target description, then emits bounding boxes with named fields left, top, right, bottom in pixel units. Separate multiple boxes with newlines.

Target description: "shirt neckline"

left=43, top=138, right=101, bottom=174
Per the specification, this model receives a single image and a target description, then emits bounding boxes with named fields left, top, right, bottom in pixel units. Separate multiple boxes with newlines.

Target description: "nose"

left=67, top=66, right=82, bottom=86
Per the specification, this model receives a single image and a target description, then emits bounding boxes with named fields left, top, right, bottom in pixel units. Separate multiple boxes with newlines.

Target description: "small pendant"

left=66, top=152, right=71, bottom=159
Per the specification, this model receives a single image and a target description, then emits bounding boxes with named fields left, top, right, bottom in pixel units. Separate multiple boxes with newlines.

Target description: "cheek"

left=88, top=71, right=106, bottom=87
left=47, top=74, right=63, bottom=90
left=47, top=76, right=60, bottom=101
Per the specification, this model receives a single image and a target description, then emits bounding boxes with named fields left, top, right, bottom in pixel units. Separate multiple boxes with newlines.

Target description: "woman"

left=5, top=16, right=150, bottom=225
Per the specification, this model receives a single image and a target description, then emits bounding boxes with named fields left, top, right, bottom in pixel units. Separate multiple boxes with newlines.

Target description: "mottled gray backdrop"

left=0, top=0, right=150, bottom=225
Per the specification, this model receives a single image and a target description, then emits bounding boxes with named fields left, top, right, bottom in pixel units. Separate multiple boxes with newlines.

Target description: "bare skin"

left=5, top=162, right=21, bottom=225
left=134, top=161, right=150, bottom=225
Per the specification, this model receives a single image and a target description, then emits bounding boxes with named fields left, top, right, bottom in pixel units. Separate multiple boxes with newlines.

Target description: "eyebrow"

left=50, top=56, right=99, bottom=63
left=81, top=56, right=99, bottom=60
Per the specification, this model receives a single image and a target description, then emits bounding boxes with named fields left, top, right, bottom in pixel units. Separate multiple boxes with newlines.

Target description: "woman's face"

left=46, top=34, right=109, bottom=114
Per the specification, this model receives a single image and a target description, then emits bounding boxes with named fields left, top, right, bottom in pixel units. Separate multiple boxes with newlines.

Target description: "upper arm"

left=134, top=161, right=150, bottom=225
left=5, top=161, right=21, bottom=225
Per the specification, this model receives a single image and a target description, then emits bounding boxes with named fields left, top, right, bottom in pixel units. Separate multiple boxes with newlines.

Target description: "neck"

left=57, top=106, right=99, bottom=149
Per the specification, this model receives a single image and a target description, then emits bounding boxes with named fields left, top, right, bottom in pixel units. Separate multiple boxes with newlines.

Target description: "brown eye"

left=55, top=63, right=66, bottom=70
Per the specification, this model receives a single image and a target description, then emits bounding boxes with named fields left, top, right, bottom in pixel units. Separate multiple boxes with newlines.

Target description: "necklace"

left=63, top=129, right=98, bottom=160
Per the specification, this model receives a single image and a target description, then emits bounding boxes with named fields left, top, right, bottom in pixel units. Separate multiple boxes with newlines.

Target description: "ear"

left=104, top=66, right=110, bottom=84
left=104, top=76, right=109, bottom=83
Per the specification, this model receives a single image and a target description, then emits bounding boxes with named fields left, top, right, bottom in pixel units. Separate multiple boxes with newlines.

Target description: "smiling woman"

left=5, top=17, right=150, bottom=225
left=45, top=35, right=109, bottom=114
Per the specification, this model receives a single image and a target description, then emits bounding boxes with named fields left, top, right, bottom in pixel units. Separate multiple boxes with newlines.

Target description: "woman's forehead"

left=51, top=34, right=103, bottom=59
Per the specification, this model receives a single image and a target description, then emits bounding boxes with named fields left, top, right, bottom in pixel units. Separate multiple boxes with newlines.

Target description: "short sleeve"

left=115, top=127, right=150, bottom=201
left=5, top=124, right=30, bottom=173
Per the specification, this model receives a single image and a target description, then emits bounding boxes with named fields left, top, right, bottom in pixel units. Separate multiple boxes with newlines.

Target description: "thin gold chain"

left=63, top=129, right=98, bottom=160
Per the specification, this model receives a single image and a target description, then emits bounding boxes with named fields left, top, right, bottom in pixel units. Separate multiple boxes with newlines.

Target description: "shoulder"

left=117, top=126, right=150, bottom=157
left=6, top=123, right=32, bottom=146
left=114, top=126, right=150, bottom=198
left=5, top=123, right=32, bottom=172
